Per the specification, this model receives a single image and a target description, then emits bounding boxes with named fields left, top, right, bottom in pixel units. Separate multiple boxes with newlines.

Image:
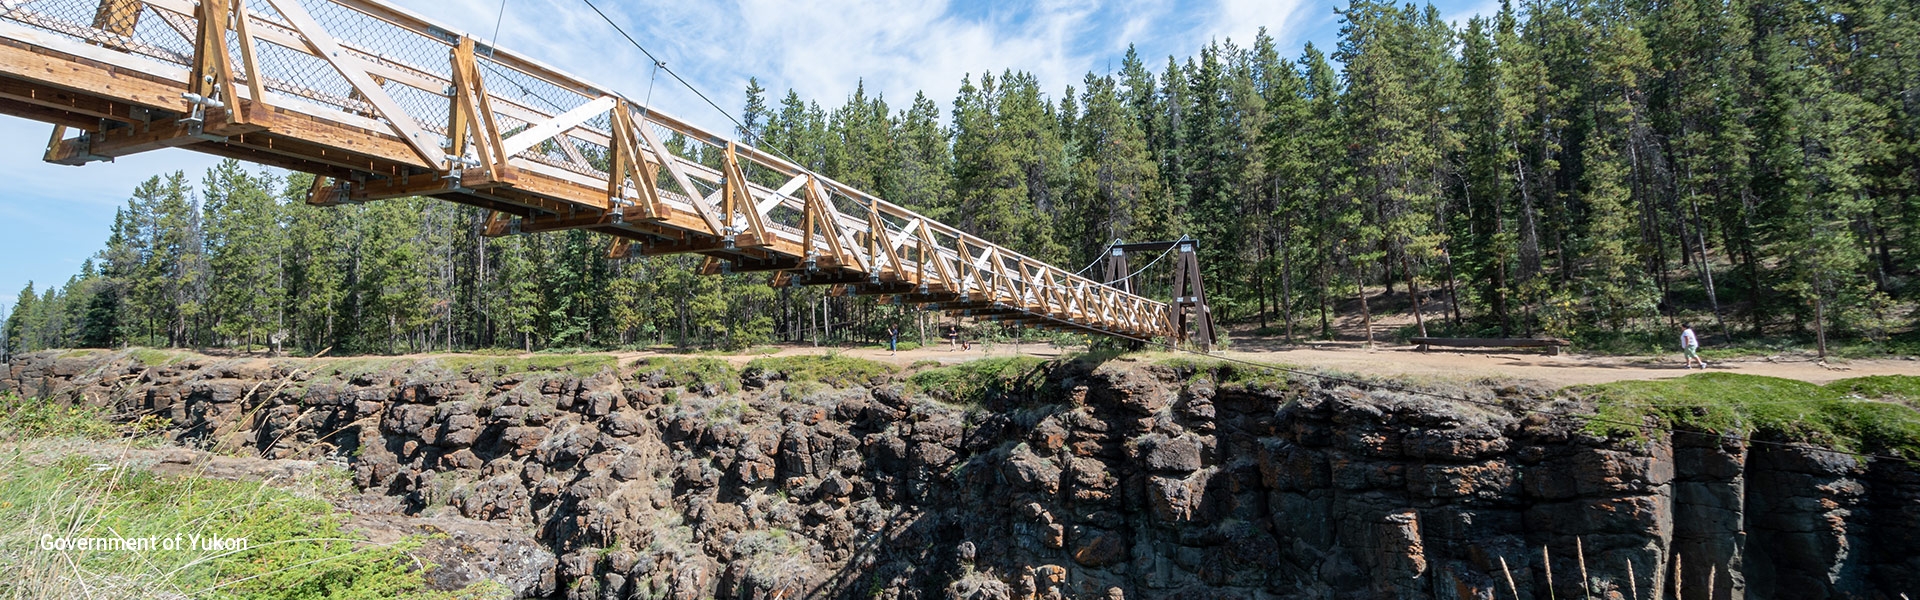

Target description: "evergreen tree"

left=201, top=160, right=285, bottom=350
left=1066, top=72, right=1164, bottom=269
left=1576, top=12, right=1658, bottom=330
left=893, top=92, right=955, bottom=220
left=4, top=282, right=34, bottom=355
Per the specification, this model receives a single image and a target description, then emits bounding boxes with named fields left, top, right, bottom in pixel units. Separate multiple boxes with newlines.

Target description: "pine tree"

left=282, top=176, right=350, bottom=352
left=1458, top=11, right=1523, bottom=334
left=137, top=171, right=203, bottom=347
left=952, top=73, right=1032, bottom=252
left=1748, top=0, right=1886, bottom=351
left=1260, top=35, right=1315, bottom=339
left=996, top=70, right=1071, bottom=263
left=4, top=282, right=34, bottom=355
left=1576, top=12, right=1658, bottom=330
left=489, top=235, right=541, bottom=351
left=1066, top=72, right=1164, bottom=269
left=201, top=160, right=285, bottom=350
left=893, top=92, right=955, bottom=220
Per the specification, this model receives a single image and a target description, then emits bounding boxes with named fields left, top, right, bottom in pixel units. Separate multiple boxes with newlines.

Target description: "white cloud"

left=1210, top=0, right=1314, bottom=48
left=390, top=0, right=1327, bottom=132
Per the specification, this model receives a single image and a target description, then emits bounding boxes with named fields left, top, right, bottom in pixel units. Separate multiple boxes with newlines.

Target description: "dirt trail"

left=592, top=339, right=1920, bottom=387
left=222, top=334, right=1919, bottom=388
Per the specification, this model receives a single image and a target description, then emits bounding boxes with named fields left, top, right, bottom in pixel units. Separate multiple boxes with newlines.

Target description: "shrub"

left=633, top=357, right=739, bottom=393
left=907, top=356, right=1049, bottom=406
left=0, top=393, right=119, bottom=440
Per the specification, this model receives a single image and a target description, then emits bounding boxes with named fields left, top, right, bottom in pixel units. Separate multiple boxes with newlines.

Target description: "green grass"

left=433, top=354, right=617, bottom=376
left=462, top=348, right=524, bottom=357
left=632, top=356, right=739, bottom=393
left=1826, top=375, right=1920, bottom=404
left=312, top=358, right=406, bottom=380
left=1153, top=356, right=1292, bottom=389
left=743, top=354, right=896, bottom=387
left=693, top=345, right=781, bottom=357
left=0, top=393, right=121, bottom=440
left=1579, top=373, right=1920, bottom=457
left=906, top=356, right=1049, bottom=406
left=127, top=347, right=194, bottom=366
left=0, top=455, right=494, bottom=599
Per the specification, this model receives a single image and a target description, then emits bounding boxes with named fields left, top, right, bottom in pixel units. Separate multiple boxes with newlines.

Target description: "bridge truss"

left=0, top=0, right=1181, bottom=342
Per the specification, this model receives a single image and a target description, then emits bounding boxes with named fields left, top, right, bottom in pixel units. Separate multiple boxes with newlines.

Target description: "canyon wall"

left=4, top=350, right=1915, bottom=600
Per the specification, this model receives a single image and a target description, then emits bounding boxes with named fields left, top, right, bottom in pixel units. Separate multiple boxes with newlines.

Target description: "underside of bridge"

left=0, top=0, right=1194, bottom=344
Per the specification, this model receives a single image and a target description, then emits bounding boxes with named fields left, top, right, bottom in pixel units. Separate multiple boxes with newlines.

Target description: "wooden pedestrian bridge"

left=0, top=0, right=1205, bottom=345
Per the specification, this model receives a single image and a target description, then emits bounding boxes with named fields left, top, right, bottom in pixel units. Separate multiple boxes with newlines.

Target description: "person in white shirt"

left=1680, top=323, right=1704, bottom=369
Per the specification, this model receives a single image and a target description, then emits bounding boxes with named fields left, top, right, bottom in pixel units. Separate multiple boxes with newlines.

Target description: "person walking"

left=947, top=324, right=960, bottom=352
left=887, top=325, right=899, bottom=355
left=1680, top=323, right=1705, bottom=369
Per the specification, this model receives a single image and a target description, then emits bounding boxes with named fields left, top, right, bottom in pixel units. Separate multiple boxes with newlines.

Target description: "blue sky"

left=0, top=0, right=1498, bottom=318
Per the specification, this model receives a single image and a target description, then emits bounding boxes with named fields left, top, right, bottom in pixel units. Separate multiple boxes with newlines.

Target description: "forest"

left=4, top=0, right=1917, bottom=357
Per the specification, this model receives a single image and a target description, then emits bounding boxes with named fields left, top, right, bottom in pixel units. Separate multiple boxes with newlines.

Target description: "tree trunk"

left=1281, top=231, right=1295, bottom=343
left=1814, top=292, right=1828, bottom=359
left=1688, top=198, right=1730, bottom=340
left=1442, top=250, right=1461, bottom=327
left=1355, top=262, right=1374, bottom=348
left=1404, top=254, right=1426, bottom=339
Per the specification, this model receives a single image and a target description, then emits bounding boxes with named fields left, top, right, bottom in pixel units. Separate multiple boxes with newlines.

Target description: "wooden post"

left=1171, top=240, right=1216, bottom=352
left=92, top=0, right=143, bottom=39
left=446, top=36, right=512, bottom=184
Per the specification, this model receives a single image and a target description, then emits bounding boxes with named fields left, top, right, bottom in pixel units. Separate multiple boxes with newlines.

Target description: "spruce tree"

left=201, top=160, right=284, bottom=350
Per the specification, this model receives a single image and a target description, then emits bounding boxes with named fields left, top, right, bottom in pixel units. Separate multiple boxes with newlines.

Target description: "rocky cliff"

left=3, top=350, right=1915, bottom=600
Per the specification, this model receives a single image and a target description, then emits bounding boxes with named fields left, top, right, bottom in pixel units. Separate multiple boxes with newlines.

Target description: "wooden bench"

left=1411, top=337, right=1572, bottom=355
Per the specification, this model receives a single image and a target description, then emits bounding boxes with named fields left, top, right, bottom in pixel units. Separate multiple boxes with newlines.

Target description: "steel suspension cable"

left=575, top=0, right=801, bottom=167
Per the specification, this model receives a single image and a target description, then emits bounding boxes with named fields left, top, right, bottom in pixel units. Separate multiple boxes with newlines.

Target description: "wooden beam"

left=232, top=0, right=268, bottom=111
left=447, top=35, right=514, bottom=184
left=0, top=98, right=117, bottom=131
left=605, top=237, right=633, bottom=259
left=264, top=0, right=441, bottom=168
left=500, top=96, right=614, bottom=158
left=639, top=234, right=765, bottom=257
left=480, top=210, right=512, bottom=236
left=606, top=98, right=665, bottom=219
left=306, top=175, right=343, bottom=206
left=722, top=142, right=770, bottom=246
left=631, top=109, right=723, bottom=235
left=801, top=176, right=863, bottom=272
left=867, top=206, right=910, bottom=283
left=520, top=210, right=600, bottom=233
left=0, top=69, right=157, bottom=124
left=45, top=118, right=220, bottom=164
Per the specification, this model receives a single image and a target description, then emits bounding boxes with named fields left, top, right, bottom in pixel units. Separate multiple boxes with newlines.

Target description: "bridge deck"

left=0, top=0, right=1172, bottom=342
